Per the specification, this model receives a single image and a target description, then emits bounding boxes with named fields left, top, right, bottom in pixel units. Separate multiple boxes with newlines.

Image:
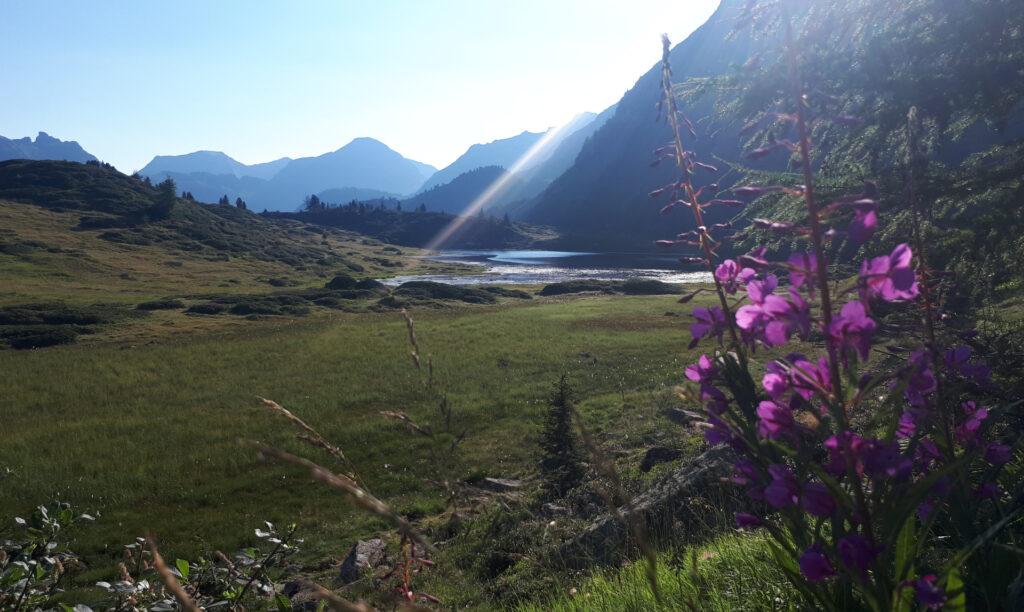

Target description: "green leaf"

left=893, top=516, right=916, bottom=582
left=943, top=568, right=966, bottom=611
left=274, top=593, right=293, bottom=612
left=175, top=558, right=190, bottom=581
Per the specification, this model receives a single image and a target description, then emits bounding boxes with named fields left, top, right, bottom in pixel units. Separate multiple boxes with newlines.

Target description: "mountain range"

left=5, top=0, right=1020, bottom=248
left=0, top=132, right=97, bottom=164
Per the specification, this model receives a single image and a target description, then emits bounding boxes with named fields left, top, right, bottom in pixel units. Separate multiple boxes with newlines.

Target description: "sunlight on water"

left=381, top=250, right=712, bottom=286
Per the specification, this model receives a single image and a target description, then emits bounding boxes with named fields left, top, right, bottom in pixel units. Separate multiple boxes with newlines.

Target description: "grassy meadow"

left=0, top=184, right=784, bottom=608
left=0, top=289, right=724, bottom=584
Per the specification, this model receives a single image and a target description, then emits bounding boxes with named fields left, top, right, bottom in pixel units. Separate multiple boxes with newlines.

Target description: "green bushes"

left=0, top=302, right=136, bottom=349
left=539, top=279, right=680, bottom=296
left=136, top=298, right=185, bottom=311
left=393, top=281, right=498, bottom=304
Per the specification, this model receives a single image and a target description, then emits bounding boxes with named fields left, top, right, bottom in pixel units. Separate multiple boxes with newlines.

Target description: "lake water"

left=381, top=250, right=712, bottom=286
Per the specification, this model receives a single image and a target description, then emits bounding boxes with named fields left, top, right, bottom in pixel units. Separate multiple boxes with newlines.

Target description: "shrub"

left=186, top=303, right=228, bottom=315
left=136, top=298, right=185, bottom=311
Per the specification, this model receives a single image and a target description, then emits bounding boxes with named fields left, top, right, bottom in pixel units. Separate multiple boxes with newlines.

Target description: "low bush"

left=136, top=298, right=185, bottom=311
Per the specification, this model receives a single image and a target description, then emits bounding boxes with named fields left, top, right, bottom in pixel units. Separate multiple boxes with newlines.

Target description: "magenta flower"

left=789, top=356, right=832, bottom=403
left=715, top=259, right=755, bottom=294
left=801, top=482, right=836, bottom=518
left=763, top=290, right=812, bottom=346
left=943, top=346, right=992, bottom=384
left=704, top=416, right=733, bottom=446
left=787, top=252, right=818, bottom=297
left=837, top=534, right=881, bottom=578
left=984, top=443, right=1012, bottom=465
left=736, top=275, right=798, bottom=347
left=757, top=400, right=795, bottom=440
left=861, top=439, right=912, bottom=482
left=731, top=459, right=758, bottom=487
left=828, top=301, right=877, bottom=362
left=860, top=243, right=919, bottom=302
left=690, top=306, right=726, bottom=348
left=902, top=349, right=937, bottom=407
left=956, top=400, right=989, bottom=444
left=824, top=431, right=865, bottom=477
left=896, top=411, right=917, bottom=439
left=799, top=545, right=835, bottom=582
left=847, top=202, right=878, bottom=244
left=911, top=575, right=946, bottom=610
left=747, top=274, right=778, bottom=304
left=764, top=464, right=800, bottom=508
left=735, top=512, right=763, bottom=528
left=685, top=354, right=717, bottom=384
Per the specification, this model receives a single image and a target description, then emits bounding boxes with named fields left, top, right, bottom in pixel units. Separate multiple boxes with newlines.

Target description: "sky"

left=0, top=0, right=719, bottom=173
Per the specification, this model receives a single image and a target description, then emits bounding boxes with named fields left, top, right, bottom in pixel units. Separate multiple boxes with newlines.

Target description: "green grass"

left=0, top=294, right=714, bottom=576
left=517, top=532, right=796, bottom=612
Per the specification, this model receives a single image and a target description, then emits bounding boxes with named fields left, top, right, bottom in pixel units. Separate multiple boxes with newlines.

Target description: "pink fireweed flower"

left=690, top=306, right=726, bottom=348
left=984, top=443, right=1012, bottom=465
left=714, top=259, right=756, bottom=294
left=828, top=301, right=877, bottom=362
left=943, top=346, right=992, bottom=384
left=762, top=290, right=812, bottom=346
left=763, top=355, right=832, bottom=409
left=911, top=575, right=946, bottom=610
left=896, top=411, right=917, bottom=439
left=838, top=534, right=881, bottom=578
left=704, top=416, right=733, bottom=446
left=764, top=464, right=800, bottom=509
left=786, top=252, right=818, bottom=297
left=800, top=482, right=836, bottom=517
left=799, top=545, right=835, bottom=582
left=861, top=439, right=912, bottom=482
left=902, top=349, right=937, bottom=407
left=757, top=400, right=795, bottom=440
left=847, top=200, right=878, bottom=244
left=824, top=431, right=865, bottom=477
left=685, top=354, right=717, bottom=384
left=738, top=246, right=771, bottom=269
left=860, top=243, right=919, bottom=302
left=956, top=400, right=989, bottom=445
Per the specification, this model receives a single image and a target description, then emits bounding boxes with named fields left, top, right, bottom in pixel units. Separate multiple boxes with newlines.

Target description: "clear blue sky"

left=0, top=1, right=718, bottom=173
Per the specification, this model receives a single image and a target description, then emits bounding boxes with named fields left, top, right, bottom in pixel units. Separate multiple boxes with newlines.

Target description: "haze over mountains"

left=5, top=0, right=1018, bottom=248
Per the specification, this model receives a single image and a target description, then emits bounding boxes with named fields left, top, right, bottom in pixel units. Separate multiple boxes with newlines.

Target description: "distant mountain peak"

left=0, top=131, right=97, bottom=164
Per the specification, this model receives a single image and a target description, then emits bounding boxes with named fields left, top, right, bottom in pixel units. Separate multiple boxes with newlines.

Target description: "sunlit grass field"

left=0, top=294, right=715, bottom=572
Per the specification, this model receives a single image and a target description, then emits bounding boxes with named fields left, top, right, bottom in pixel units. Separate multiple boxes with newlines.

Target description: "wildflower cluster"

left=655, top=14, right=1020, bottom=609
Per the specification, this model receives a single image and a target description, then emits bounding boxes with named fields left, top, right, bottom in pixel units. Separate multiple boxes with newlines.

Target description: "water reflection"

left=382, top=250, right=711, bottom=286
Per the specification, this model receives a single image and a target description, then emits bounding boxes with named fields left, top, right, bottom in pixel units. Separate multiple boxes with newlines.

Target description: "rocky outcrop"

left=558, top=445, right=734, bottom=566
left=337, top=538, right=387, bottom=584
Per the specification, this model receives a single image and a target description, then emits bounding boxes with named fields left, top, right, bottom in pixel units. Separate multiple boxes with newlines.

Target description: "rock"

left=640, top=446, right=684, bottom=472
left=558, top=446, right=734, bottom=567
left=480, top=477, right=525, bottom=492
left=282, top=580, right=323, bottom=611
left=337, top=538, right=386, bottom=584
left=664, top=408, right=696, bottom=426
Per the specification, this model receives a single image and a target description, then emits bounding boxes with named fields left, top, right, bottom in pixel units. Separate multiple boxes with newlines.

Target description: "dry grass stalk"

left=251, top=443, right=434, bottom=553
left=379, top=411, right=432, bottom=437
left=146, top=536, right=199, bottom=612
left=401, top=309, right=421, bottom=369
left=258, top=397, right=364, bottom=485
left=303, top=580, right=376, bottom=612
